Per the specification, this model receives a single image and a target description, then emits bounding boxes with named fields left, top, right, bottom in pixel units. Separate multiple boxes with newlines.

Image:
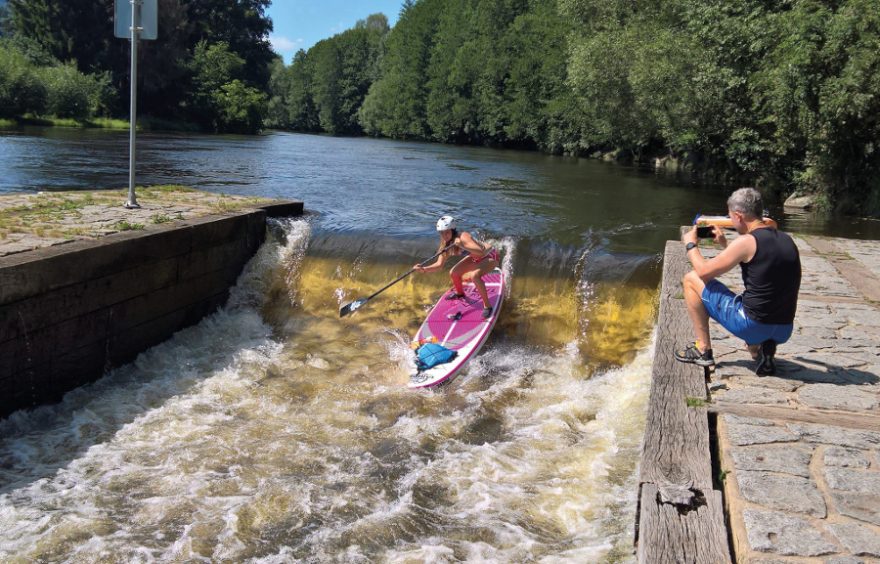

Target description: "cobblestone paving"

left=0, top=187, right=273, bottom=257
left=703, top=235, right=880, bottom=563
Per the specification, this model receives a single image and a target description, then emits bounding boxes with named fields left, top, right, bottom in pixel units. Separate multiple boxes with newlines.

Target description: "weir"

left=0, top=216, right=659, bottom=560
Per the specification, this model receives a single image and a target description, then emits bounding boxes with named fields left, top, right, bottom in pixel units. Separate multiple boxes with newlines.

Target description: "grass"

left=15, top=115, right=130, bottom=129
left=151, top=213, right=174, bottom=224
left=211, top=193, right=269, bottom=213
left=115, top=220, right=145, bottom=231
left=685, top=396, right=708, bottom=408
left=0, top=193, right=99, bottom=240
left=1, top=186, right=274, bottom=244
left=0, top=115, right=202, bottom=132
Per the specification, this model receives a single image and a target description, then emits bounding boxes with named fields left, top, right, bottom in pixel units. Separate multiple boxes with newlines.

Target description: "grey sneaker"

left=756, top=340, right=777, bottom=375
left=674, top=343, right=715, bottom=367
left=482, top=306, right=493, bottom=319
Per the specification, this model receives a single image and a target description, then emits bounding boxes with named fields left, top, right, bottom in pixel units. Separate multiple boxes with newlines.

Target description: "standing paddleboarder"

left=414, top=216, right=499, bottom=319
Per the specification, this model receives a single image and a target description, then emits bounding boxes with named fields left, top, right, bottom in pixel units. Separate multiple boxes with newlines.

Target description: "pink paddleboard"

left=409, top=268, right=505, bottom=388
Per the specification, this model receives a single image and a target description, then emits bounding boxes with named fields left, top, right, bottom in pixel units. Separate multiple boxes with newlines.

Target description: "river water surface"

left=0, top=128, right=873, bottom=562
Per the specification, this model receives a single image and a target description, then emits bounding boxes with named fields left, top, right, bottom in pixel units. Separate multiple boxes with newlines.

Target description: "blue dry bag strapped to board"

left=416, top=343, right=457, bottom=371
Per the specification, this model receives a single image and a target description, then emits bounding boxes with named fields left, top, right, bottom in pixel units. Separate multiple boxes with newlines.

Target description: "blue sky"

left=267, top=1, right=403, bottom=64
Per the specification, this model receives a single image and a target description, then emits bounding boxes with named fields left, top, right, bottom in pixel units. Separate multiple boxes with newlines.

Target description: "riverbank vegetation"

left=0, top=0, right=273, bottom=134
left=268, top=0, right=880, bottom=214
left=0, top=0, right=877, bottom=212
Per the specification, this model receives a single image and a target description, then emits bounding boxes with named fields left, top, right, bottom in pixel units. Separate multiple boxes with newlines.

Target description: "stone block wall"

left=0, top=201, right=302, bottom=419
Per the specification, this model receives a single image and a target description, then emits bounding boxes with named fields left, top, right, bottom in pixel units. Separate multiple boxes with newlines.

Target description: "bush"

left=89, top=71, right=118, bottom=117
left=0, top=42, right=47, bottom=117
left=216, top=79, right=267, bottom=133
left=40, top=63, right=95, bottom=119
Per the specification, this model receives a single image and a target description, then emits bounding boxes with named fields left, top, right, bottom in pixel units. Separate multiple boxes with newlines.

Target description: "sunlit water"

left=0, top=128, right=870, bottom=561
left=0, top=218, right=654, bottom=562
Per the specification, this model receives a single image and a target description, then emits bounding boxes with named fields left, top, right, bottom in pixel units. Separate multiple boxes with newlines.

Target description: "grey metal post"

left=125, top=0, right=141, bottom=209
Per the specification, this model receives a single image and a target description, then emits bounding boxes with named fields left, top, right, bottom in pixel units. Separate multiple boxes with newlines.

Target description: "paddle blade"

left=339, top=298, right=368, bottom=317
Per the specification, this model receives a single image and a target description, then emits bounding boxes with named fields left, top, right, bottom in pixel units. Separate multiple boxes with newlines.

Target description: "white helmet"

left=436, top=215, right=456, bottom=231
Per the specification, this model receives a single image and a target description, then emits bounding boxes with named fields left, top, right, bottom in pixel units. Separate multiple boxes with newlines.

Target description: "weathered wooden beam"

left=636, top=240, right=731, bottom=563
left=638, top=485, right=729, bottom=564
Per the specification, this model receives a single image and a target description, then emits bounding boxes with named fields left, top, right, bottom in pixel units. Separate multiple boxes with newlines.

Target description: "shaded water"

left=0, top=128, right=870, bottom=561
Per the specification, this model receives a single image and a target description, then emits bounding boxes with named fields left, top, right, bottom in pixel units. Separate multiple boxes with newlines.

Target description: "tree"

left=215, top=79, right=267, bottom=133
left=0, top=40, right=47, bottom=116
left=8, top=0, right=274, bottom=126
left=286, top=49, right=320, bottom=131
left=360, top=0, right=442, bottom=137
left=185, top=0, right=274, bottom=90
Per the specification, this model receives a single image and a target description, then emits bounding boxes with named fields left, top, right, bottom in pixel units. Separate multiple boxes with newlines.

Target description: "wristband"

left=685, top=242, right=698, bottom=253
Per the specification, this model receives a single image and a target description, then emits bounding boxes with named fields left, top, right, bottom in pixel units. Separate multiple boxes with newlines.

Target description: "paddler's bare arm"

left=414, top=243, right=451, bottom=273
left=456, top=232, right=486, bottom=256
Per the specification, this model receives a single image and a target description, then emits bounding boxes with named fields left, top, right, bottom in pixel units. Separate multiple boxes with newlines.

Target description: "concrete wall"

left=0, top=201, right=303, bottom=419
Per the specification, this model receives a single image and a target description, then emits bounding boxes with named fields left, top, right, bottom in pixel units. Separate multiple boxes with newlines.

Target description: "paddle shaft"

left=341, top=242, right=455, bottom=315
left=363, top=242, right=454, bottom=301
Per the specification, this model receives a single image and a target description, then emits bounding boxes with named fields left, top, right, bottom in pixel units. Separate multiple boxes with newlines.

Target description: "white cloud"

left=269, top=35, right=304, bottom=53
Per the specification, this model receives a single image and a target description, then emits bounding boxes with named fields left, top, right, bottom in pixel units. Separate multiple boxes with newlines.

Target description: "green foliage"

left=0, top=40, right=46, bottom=116
left=268, top=14, right=389, bottom=134
left=216, top=79, right=267, bottom=134
left=39, top=63, right=103, bottom=119
left=565, top=0, right=880, bottom=212
left=7, top=0, right=274, bottom=128
left=5, top=0, right=880, bottom=212
left=115, top=220, right=145, bottom=231
left=360, top=1, right=441, bottom=138
left=189, top=41, right=267, bottom=133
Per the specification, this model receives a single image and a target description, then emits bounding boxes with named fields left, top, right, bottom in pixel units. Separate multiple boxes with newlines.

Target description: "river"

left=0, top=127, right=874, bottom=562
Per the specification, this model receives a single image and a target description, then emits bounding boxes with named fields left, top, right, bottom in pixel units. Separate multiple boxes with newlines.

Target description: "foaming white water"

left=0, top=217, right=654, bottom=562
left=0, top=220, right=311, bottom=561
left=487, top=236, right=516, bottom=298
left=229, top=217, right=311, bottom=309
left=372, top=337, right=654, bottom=563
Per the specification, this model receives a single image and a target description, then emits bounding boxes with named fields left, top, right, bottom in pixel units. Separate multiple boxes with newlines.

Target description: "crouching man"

left=675, top=187, right=801, bottom=375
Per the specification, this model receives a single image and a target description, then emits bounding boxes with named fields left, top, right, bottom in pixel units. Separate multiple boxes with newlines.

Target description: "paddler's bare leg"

left=457, top=259, right=498, bottom=308
left=449, top=259, right=470, bottom=296
left=450, top=259, right=491, bottom=304
left=470, top=260, right=498, bottom=308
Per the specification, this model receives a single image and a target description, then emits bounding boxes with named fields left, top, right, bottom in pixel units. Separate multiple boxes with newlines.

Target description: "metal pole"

left=125, top=0, right=141, bottom=209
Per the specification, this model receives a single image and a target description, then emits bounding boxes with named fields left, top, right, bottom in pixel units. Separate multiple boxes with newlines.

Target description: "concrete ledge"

left=0, top=200, right=303, bottom=420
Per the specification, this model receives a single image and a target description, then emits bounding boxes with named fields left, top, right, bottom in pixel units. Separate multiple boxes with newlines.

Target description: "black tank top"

left=740, top=228, right=801, bottom=324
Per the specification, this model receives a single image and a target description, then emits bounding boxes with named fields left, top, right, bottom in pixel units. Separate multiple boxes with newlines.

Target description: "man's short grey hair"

left=727, top=187, right=763, bottom=219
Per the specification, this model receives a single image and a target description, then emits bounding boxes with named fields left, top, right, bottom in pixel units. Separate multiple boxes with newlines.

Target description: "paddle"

left=339, top=242, right=455, bottom=317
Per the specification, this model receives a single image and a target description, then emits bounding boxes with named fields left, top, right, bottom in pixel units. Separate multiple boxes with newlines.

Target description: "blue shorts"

left=701, top=280, right=793, bottom=345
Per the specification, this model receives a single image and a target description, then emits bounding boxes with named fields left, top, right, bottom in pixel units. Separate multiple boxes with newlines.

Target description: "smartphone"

left=696, top=225, right=715, bottom=238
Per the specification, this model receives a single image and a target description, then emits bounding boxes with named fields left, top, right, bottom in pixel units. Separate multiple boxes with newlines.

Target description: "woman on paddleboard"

left=414, top=216, right=499, bottom=319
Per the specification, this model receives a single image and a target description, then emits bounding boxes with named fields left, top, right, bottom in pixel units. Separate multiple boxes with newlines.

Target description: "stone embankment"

left=638, top=232, right=880, bottom=563
left=707, top=235, right=880, bottom=563
left=0, top=187, right=303, bottom=419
